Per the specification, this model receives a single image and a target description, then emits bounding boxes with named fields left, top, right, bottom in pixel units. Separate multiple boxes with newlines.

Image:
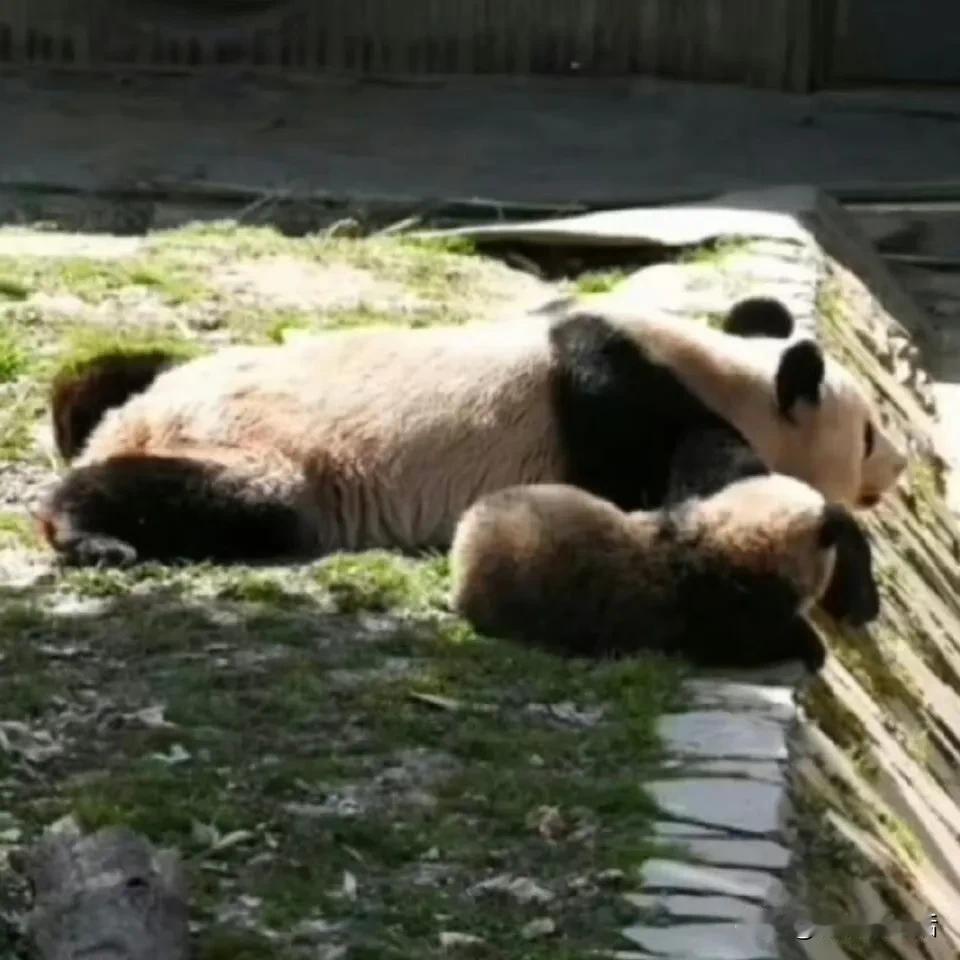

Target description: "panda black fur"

left=449, top=460, right=879, bottom=672
left=51, top=350, right=184, bottom=463
left=38, top=297, right=905, bottom=566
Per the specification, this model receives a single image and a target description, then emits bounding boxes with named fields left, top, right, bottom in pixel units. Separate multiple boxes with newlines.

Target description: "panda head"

left=702, top=473, right=879, bottom=626
left=723, top=297, right=907, bottom=509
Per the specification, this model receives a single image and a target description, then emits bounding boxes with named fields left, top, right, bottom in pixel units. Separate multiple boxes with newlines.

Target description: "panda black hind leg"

left=37, top=449, right=311, bottom=566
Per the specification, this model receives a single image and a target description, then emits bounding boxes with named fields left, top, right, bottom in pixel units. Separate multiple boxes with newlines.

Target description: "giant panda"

left=448, top=441, right=879, bottom=672
left=36, top=297, right=906, bottom=566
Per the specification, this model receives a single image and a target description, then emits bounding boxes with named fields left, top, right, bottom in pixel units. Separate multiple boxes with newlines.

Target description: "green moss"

left=0, top=330, right=29, bottom=382
left=802, top=678, right=872, bottom=761
left=678, top=236, right=752, bottom=267
left=216, top=574, right=307, bottom=607
left=150, top=221, right=298, bottom=258
left=398, top=234, right=478, bottom=257
left=0, top=383, right=43, bottom=461
left=0, top=511, right=42, bottom=549
left=575, top=270, right=628, bottom=295
left=877, top=810, right=924, bottom=865
left=314, top=551, right=450, bottom=615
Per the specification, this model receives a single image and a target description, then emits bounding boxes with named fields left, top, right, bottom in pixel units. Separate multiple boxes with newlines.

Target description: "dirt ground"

left=0, top=224, right=688, bottom=958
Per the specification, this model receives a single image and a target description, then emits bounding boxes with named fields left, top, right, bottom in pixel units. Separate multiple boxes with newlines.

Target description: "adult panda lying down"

left=450, top=427, right=880, bottom=672
left=37, top=297, right=905, bottom=567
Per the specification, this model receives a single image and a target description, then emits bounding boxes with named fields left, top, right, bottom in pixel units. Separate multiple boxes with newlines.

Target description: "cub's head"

left=703, top=473, right=879, bottom=627
left=724, top=297, right=906, bottom=509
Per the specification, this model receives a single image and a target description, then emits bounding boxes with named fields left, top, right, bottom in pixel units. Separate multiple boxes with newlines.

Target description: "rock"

left=623, top=891, right=764, bottom=922
left=662, top=759, right=784, bottom=784
left=639, top=859, right=787, bottom=905
left=521, top=918, right=556, bottom=939
left=646, top=779, right=784, bottom=835
left=469, top=874, right=555, bottom=904
left=621, top=920, right=779, bottom=959
left=677, top=837, right=791, bottom=871
left=439, top=931, right=486, bottom=950
left=658, top=711, right=788, bottom=760
left=682, top=681, right=795, bottom=720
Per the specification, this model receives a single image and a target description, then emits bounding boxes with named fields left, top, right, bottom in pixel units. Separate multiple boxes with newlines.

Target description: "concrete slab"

left=3, top=73, right=960, bottom=208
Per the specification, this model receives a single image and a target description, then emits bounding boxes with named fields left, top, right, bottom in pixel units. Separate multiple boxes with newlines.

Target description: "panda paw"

left=59, top=534, right=139, bottom=569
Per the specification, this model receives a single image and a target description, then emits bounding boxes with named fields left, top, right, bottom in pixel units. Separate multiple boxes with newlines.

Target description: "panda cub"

left=449, top=432, right=878, bottom=672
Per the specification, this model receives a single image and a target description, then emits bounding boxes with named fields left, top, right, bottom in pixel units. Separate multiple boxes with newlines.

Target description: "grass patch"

left=0, top=330, right=29, bottom=382
left=0, top=254, right=212, bottom=306
left=0, top=551, right=681, bottom=955
left=0, top=511, right=42, bottom=549
left=264, top=305, right=461, bottom=344
left=52, top=326, right=204, bottom=379
left=575, top=270, right=628, bottom=295
left=315, top=551, right=450, bottom=615
left=155, top=223, right=486, bottom=323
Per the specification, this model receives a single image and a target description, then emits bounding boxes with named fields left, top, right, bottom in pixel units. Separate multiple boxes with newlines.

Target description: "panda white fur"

left=449, top=449, right=879, bottom=672
left=38, top=297, right=905, bottom=566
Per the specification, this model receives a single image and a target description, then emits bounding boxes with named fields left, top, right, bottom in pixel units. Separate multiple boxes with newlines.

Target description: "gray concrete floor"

left=3, top=71, right=960, bottom=204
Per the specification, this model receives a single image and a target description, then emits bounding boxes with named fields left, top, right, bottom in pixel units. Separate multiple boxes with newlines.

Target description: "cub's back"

left=450, top=484, right=665, bottom=651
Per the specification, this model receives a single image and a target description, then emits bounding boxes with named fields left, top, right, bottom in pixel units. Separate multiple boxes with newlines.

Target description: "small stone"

left=522, top=918, right=556, bottom=940
left=292, top=918, right=343, bottom=943
left=469, top=874, right=555, bottom=904
left=596, top=868, right=627, bottom=886
left=439, top=931, right=486, bottom=949
left=527, top=805, right=569, bottom=841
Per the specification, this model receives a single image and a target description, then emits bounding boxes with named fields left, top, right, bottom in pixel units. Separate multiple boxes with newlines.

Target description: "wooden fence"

left=0, top=0, right=819, bottom=90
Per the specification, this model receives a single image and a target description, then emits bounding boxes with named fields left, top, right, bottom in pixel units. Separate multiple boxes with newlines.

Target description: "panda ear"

left=776, top=341, right=825, bottom=420
left=818, top=505, right=879, bottom=626
left=723, top=298, right=795, bottom=339
left=818, top=504, right=856, bottom=549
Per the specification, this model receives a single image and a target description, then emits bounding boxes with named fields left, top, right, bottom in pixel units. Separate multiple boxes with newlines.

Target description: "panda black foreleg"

left=679, top=612, right=826, bottom=673
left=37, top=453, right=311, bottom=566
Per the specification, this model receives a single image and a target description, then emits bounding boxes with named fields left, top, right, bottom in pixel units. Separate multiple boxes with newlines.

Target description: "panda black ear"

left=818, top=504, right=856, bottom=549
left=818, top=505, right=880, bottom=626
left=723, top=298, right=795, bottom=339
left=776, top=341, right=825, bottom=421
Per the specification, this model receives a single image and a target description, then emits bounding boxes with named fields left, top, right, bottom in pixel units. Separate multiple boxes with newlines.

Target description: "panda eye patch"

left=864, top=421, right=875, bottom=458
